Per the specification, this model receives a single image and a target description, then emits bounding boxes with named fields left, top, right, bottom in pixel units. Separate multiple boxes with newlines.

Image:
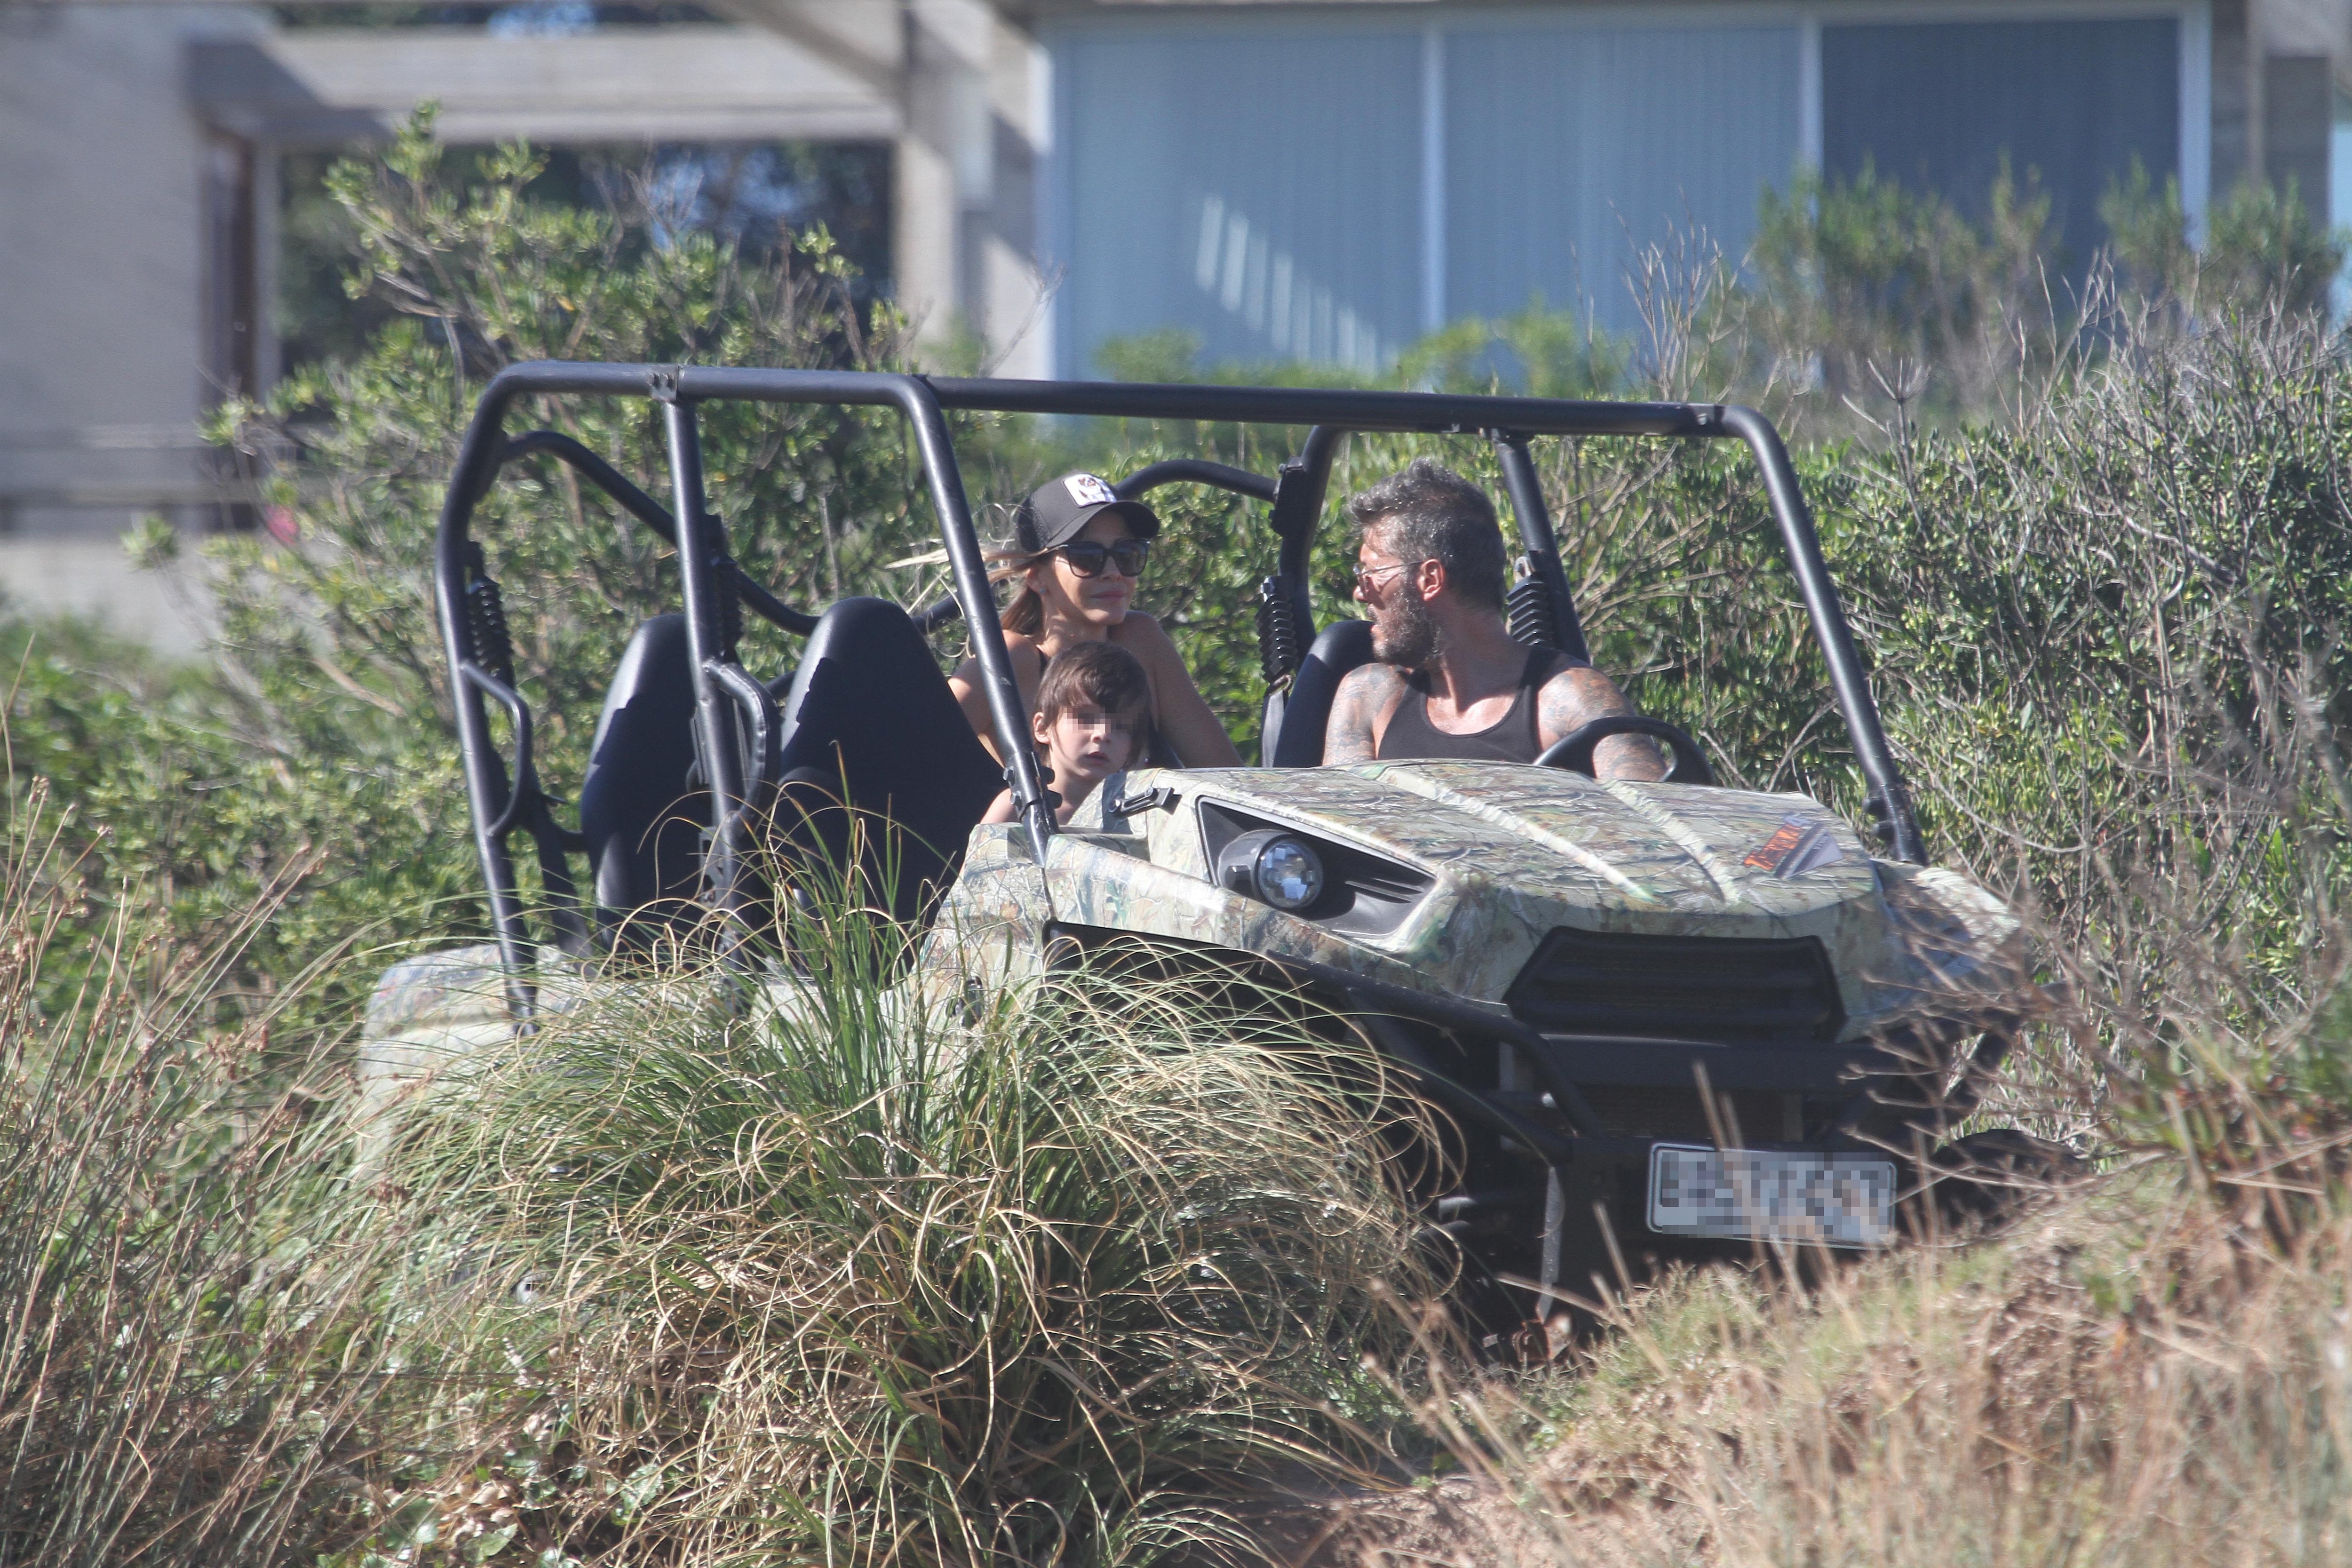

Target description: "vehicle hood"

left=1179, top=760, right=1877, bottom=920
left=1036, top=761, right=2016, bottom=1031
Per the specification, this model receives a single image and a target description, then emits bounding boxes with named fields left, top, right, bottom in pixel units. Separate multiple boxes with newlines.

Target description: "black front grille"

left=1504, top=927, right=1843, bottom=1047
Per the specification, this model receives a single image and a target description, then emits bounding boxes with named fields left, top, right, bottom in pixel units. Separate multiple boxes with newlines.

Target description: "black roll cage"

left=437, top=363, right=1924, bottom=995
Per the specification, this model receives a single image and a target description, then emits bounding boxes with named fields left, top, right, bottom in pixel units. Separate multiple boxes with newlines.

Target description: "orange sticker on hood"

left=1744, top=820, right=1807, bottom=872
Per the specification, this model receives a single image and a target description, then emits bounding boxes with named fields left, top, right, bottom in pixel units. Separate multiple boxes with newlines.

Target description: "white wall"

left=0, top=3, right=266, bottom=534
left=0, top=3, right=266, bottom=645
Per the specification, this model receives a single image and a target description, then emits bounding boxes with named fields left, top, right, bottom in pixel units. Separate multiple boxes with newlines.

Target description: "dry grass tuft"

left=1318, top=1174, right=2352, bottom=1566
left=0, top=778, right=423, bottom=1567
left=358, top=919, right=1443, bottom=1568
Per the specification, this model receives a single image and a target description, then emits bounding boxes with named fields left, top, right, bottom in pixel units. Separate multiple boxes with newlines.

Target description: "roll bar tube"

left=1114, top=444, right=1333, bottom=669
left=1114, top=458, right=1278, bottom=504
left=1718, top=405, right=1923, bottom=862
left=657, top=395, right=759, bottom=934
left=924, top=376, right=1713, bottom=436
left=1268, top=426, right=1345, bottom=636
left=498, top=428, right=819, bottom=635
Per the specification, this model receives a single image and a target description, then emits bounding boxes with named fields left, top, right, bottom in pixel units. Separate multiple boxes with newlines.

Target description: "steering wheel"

left=1535, top=715, right=1716, bottom=786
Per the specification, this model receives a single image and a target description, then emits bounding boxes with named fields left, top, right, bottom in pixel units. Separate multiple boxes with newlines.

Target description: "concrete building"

left=5, top=0, right=2352, bottom=645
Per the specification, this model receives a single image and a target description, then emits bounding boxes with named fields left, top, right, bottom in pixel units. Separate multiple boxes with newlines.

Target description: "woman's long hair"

left=987, top=546, right=1048, bottom=635
left=977, top=499, right=1049, bottom=636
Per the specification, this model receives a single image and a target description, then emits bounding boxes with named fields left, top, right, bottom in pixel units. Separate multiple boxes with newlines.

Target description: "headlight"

left=1218, top=829, right=1326, bottom=912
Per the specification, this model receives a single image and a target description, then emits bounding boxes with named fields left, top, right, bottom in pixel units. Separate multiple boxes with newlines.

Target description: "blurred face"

left=1355, top=526, right=1439, bottom=668
left=1033, top=700, right=1143, bottom=789
left=1026, top=513, right=1143, bottom=628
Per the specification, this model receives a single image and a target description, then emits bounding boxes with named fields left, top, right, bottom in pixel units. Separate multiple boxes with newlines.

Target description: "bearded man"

left=1322, top=458, right=1663, bottom=776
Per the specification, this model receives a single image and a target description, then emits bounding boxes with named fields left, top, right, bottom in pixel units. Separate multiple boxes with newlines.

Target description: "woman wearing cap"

left=948, top=472, right=1243, bottom=770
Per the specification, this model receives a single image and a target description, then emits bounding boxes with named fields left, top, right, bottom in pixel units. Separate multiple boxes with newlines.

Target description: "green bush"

left=2103, top=160, right=2347, bottom=321
left=0, top=615, right=473, bottom=1029
left=212, top=112, right=937, bottom=766
left=12, top=110, right=984, bottom=1008
left=1743, top=159, right=2064, bottom=422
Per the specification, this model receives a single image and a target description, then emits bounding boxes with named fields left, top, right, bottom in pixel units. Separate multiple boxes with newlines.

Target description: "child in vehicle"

left=982, top=639, right=1151, bottom=825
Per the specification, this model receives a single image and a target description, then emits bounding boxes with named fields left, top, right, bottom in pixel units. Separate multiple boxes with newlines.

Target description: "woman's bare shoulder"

left=952, top=631, right=1043, bottom=682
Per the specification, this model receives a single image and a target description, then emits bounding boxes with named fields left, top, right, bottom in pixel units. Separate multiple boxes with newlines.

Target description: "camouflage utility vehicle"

left=365, top=366, right=2031, bottom=1320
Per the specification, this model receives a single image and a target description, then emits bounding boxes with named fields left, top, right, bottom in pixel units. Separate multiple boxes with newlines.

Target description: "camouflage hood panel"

left=1181, top=762, right=1879, bottom=916
left=918, top=761, right=2024, bottom=1043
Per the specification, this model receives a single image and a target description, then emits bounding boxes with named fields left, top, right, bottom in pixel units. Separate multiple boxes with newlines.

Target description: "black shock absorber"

left=1505, top=556, right=1559, bottom=650
left=462, top=540, right=516, bottom=687
left=1255, top=574, right=1302, bottom=688
left=715, top=559, right=746, bottom=663
left=706, top=514, right=744, bottom=662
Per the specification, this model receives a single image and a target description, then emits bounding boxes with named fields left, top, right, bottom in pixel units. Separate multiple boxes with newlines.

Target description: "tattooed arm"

left=1536, top=663, right=1666, bottom=780
left=1322, top=663, right=1411, bottom=764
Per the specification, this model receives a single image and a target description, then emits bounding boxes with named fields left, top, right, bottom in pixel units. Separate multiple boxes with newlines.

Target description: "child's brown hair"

left=1036, top=639, right=1150, bottom=728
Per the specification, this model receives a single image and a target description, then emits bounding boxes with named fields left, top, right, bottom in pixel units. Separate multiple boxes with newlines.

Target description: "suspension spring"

left=715, top=557, right=745, bottom=663
left=463, top=541, right=516, bottom=687
left=1506, top=564, right=1559, bottom=651
left=1255, top=575, right=1302, bottom=687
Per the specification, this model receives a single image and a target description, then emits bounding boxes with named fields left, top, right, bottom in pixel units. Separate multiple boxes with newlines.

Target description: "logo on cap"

left=1064, top=473, right=1116, bottom=508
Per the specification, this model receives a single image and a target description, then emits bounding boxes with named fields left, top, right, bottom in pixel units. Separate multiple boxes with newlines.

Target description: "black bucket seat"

left=769, top=597, right=1006, bottom=929
left=577, top=614, right=708, bottom=944
left=1263, top=618, right=1373, bottom=767
left=578, top=599, right=1004, bottom=946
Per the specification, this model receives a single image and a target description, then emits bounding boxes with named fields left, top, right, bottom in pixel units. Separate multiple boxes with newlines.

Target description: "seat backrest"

left=578, top=614, right=710, bottom=943
left=771, top=597, right=1006, bottom=928
left=1263, top=618, right=1374, bottom=767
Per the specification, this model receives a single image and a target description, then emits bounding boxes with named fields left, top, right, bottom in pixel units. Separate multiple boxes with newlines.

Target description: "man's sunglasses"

left=1053, top=538, right=1150, bottom=578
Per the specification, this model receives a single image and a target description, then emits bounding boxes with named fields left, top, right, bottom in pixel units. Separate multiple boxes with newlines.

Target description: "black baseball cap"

left=1014, top=471, right=1161, bottom=553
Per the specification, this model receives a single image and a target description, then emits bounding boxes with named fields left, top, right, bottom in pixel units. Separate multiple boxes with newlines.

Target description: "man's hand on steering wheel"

left=1536, top=715, right=1716, bottom=785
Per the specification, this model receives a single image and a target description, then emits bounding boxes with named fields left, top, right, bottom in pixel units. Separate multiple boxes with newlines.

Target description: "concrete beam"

left=2256, top=0, right=2352, bottom=58
left=877, top=0, right=1057, bottom=367
left=0, top=2, right=268, bottom=536
left=708, top=0, right=906, bottom=99
left=187, top=25, right=901, bottom=146
left=2213, top=0, right=2260, bottom=191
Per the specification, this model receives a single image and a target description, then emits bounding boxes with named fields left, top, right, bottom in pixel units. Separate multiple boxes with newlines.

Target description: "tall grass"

left=0, top=741, right=1439, bottom=1567
left=0, top=776, right=412, bottom=1566
left=337, top=902, right=1438, bottom=1567
left=1327, top=1173, right=2352, bottom=1566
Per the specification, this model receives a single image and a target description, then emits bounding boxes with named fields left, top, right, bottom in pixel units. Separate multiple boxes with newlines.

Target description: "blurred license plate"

left=1648, top=1144, right=1895, bottom=1248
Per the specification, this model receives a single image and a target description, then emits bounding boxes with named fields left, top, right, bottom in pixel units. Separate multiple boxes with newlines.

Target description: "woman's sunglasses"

left=1053, top=538, right=1150, bottom=578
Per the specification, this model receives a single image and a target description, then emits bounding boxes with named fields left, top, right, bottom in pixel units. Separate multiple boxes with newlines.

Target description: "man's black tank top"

left=1375, top=648, right=1558, bottom=764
